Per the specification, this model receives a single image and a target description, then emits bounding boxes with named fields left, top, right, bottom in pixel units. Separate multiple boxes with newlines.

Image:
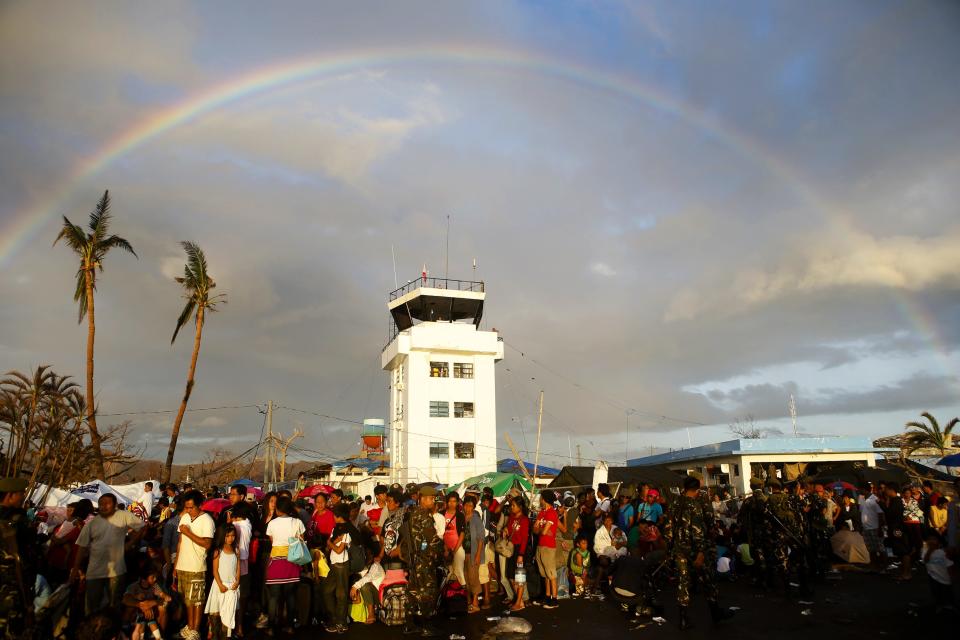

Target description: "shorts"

left=464, top=562, right=482, bottom=596
left=862, top=528, right=882, bottom=554
left=536, top=546, right=557, bottom=580
left=177, top=571, right=207, bottom=607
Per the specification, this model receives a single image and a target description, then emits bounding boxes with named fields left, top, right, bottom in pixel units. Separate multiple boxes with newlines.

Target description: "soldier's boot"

left=678, top=606, right=694, bottom=630
left=709, top=602, right=735, bottom=624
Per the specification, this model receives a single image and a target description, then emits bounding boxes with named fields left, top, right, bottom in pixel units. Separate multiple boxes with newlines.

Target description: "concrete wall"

left=384, top=322, right=502, bottom=485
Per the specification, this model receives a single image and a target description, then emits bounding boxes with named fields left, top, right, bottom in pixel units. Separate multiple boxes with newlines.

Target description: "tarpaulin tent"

left=452, top=472, right=532, bottom=498
left=57, top=480, right=132, bottom=507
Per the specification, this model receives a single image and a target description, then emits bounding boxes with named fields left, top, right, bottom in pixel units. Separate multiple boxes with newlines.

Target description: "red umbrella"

left=832, top=481, right=856, bottom=491
left=298, top=484, right=334, bottom=499
left=248, top=486, right=264, bottom=500
left=201, top=498, right=231, bottom=515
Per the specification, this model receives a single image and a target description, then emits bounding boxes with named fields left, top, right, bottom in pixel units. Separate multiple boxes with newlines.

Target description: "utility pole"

left=277, top=425, right=304, bottom=482
left=533, top=390, right=544, bottom=484
left=263, top=400, right=274, bottom=486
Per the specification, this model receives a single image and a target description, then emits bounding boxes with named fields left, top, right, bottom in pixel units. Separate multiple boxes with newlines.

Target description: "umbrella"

left=935, top=452, right=960, bottom=467
left=231, top=478, right=259, bottom=487
left=832, top=481, right=856, bottom=492
left=831, top=530, right=870, bottom=564
left=452, top=472, right=532, bottom=499
left=201, top=498, right=231, bottom=515
left=298, top=484, right=334, bottom=499
left=248, top=486, right=264, bottom=500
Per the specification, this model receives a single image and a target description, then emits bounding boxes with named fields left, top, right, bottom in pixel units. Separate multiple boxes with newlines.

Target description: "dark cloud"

left=2, top=1, right=960, bottom=462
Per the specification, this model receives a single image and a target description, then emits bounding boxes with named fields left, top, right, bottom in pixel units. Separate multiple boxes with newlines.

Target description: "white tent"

left=34, top=480, right=132, bottom=507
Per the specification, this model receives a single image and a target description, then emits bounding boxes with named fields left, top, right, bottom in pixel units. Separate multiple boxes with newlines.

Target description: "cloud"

left=665, top=228, right=960, bottom=322
left=590, top=262, right=617, bottom=277
left=197, top=416, right=227, bottom=428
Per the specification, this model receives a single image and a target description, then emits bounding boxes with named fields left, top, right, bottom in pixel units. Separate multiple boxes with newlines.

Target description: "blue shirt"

left=617, top=504, right=636, bottom=531
left=636, top=502, right=663, bottom=524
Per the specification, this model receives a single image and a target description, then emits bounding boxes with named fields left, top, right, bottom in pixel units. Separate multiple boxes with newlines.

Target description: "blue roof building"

left=628, top=437, right=891, bottom=495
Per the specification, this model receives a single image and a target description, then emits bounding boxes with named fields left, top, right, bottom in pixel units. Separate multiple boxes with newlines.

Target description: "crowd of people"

left=0, top=472, right=958, bottom=639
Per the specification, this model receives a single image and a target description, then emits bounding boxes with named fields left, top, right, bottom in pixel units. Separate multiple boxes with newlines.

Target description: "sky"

left=1, top=1, right=959, bottom=471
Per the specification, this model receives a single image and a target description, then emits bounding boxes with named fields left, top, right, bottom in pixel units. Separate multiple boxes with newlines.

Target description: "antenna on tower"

left=472, top=257, right=477, bottom=275
left=391, top=245, right=399, bottom=289
left=789, top=393, right=798, bottom=437
left=445, top=214, right=450, bottom=279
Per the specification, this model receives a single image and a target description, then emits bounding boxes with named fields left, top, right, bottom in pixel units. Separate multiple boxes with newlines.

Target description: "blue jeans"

left=267, top=582, right=297, bottom=627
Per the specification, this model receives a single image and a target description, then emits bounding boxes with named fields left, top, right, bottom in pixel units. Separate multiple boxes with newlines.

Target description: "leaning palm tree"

left=54, top=190, right=137, bottom=478
left=162, top=242, right=225, bottom=484
left=904, top=411, right=959, bottom=457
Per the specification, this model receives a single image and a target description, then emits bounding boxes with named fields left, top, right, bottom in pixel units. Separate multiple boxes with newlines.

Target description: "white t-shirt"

left=926, top=548, right=953, bottom=586
left=175, top=512, right=215, bottom=573
left=330, top=532, right=351, bottom=564
left=76, top=511, right=145, bottom=579
left=139, top=490, right=155, bottom=516
left=266, top=515, right=305, bottom=547
left=233, top=518, right=252, bottom=561
left=861, top=495, right=883, bottom=530
left=432, top=513, right=445, bottom=539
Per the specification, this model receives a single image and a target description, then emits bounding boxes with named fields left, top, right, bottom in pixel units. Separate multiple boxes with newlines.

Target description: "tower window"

left=453, top=363, right=473, bottom=379
left=429, top=401, right=449, bottom=418
left=454, top=442, right=475, bottom=459
left=429, top=442, right=449, bottom=459
left=430, top=362, right=449, bottom=378
left=454, top=402, right=474, bottom=418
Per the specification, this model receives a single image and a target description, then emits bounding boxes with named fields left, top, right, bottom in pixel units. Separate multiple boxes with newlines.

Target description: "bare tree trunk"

left=85, top=268, right=105, bottom=478
left=162, top=306, right=204, bottom=484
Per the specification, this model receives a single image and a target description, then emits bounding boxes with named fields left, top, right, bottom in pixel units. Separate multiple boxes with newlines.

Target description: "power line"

left=99, top=404, right=259, bottom=417
left=274, top=405, right=364, bottom=425
left=502, top=341, right=708, bottom=427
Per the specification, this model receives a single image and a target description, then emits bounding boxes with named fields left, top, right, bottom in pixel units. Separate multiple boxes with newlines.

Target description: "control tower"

left=381, top=275, right=503, bottom=485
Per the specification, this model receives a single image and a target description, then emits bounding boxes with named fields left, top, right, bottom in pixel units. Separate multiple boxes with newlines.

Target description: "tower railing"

left=388, top=277, right=484, bottom=302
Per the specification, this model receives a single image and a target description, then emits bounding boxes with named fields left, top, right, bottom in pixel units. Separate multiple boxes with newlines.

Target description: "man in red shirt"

left=534, top=490, right=561, bottom=609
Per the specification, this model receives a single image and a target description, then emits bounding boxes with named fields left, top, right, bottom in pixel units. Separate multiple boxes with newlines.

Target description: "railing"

left=389, top=277, right=484, bottom=301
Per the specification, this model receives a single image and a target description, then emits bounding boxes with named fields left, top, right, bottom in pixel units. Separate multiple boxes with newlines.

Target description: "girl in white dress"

left=204, top=525, right=240, bottom=639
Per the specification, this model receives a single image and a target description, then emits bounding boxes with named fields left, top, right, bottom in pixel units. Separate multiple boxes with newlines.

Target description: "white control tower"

left=381, top=275, right=503, bottom=485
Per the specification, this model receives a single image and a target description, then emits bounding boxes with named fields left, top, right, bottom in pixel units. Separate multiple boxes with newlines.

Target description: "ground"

left=258, top=569, right=954, bottom=639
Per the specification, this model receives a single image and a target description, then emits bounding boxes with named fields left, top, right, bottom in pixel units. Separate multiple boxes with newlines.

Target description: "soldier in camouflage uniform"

left=662, top=476, right=733, bottom=630
left=765, top=479, right=808, bottom=597
left=736, top=478, right=768, bottom=586
left=402, top=485, right=443, bottom=637
left=0, top=478, right=34, bottom=640
left=787, top=481, right=814, bottom=594
left=805, top=484, right=831, bottom=582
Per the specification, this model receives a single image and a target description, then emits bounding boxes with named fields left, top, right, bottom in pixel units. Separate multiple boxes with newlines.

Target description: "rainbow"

left=0, top=43, right=833, bottom=266
left=3, top=43, right=955, bottom=393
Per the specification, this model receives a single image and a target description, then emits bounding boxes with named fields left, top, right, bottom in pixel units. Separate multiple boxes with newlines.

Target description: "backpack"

left=442, top=580, right=468, bottom=617
left=379, top=584, right=408, bottom=626
left=348, top=543, right=366, bottom=574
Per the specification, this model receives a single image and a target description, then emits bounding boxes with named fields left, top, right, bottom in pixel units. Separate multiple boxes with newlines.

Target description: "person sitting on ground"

left=349, top=542, right=384, bottom=624
left=636, top=490, right=664, bottom=524
left=594, top=513, right=628, bottom=560
left=930, top=497, right=949, bottom=536
left=122, top=568, right=171, bottom=640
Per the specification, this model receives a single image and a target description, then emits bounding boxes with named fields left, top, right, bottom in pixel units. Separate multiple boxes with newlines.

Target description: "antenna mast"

left=789, top=394, right=798, bottom=437
left=445, top=215, right=450, bottom=279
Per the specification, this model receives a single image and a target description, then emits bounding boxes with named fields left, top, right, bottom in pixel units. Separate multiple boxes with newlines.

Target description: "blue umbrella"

left=231, top=478, right=258, bottom=486
left=935, top=453, right=960, bottom=467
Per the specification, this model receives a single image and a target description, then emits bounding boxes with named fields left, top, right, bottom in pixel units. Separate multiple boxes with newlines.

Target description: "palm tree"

left=54, top=190, right=137, bottom=478
left=162, top=242, right=225, bottom=484
left=904, top=411, right=959, bottom=457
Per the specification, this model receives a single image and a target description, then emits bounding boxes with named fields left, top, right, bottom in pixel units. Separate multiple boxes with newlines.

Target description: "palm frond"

left=172, top=299, right=197, bottom=344
left=73, top=269, right=88, bottom=323
left=53, top=216, right=88, bottom=251
left=920, top=411, right=939, bottom=431
left=943, top=417, right=959, bottom=437
left=99, top=235, right=138, bottom=262
left=88, top=190, right=111, bottom=243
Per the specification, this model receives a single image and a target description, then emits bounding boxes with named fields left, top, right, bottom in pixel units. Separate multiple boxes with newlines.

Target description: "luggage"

left=378, top=584, right=408, bottom=626
left=441, top=580, right=468, bottom=617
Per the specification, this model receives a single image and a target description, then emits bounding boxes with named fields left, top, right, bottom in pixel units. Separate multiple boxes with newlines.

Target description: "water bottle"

left=515, top=557, right=526, bottom=585
left=420, top=540, right=427, bottom=551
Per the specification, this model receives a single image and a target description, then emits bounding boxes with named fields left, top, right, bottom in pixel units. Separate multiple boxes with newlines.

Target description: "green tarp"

left=452, top=472, right=532, bottom=498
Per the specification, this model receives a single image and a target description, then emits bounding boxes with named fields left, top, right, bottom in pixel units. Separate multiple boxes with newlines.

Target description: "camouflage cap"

left=749, top=477, right=763, bottom=489
left=765, top=478, right=782, bottom=488
left=0, top=477, right=28, bottom=493
left=419, top=485, right=438, bottom=497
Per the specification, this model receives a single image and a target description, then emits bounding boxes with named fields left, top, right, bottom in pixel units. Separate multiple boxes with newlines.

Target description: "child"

left=350, top=543, right=384, bottom=624
left=204, top=525, right=240, bottom=639
left=923, top=533, right=955, bottom=612
left=322, top=503, right=357, bottom=633
left=122, top=569, right=171, bottom=640
left=569, top=536, right=592, bottom=596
